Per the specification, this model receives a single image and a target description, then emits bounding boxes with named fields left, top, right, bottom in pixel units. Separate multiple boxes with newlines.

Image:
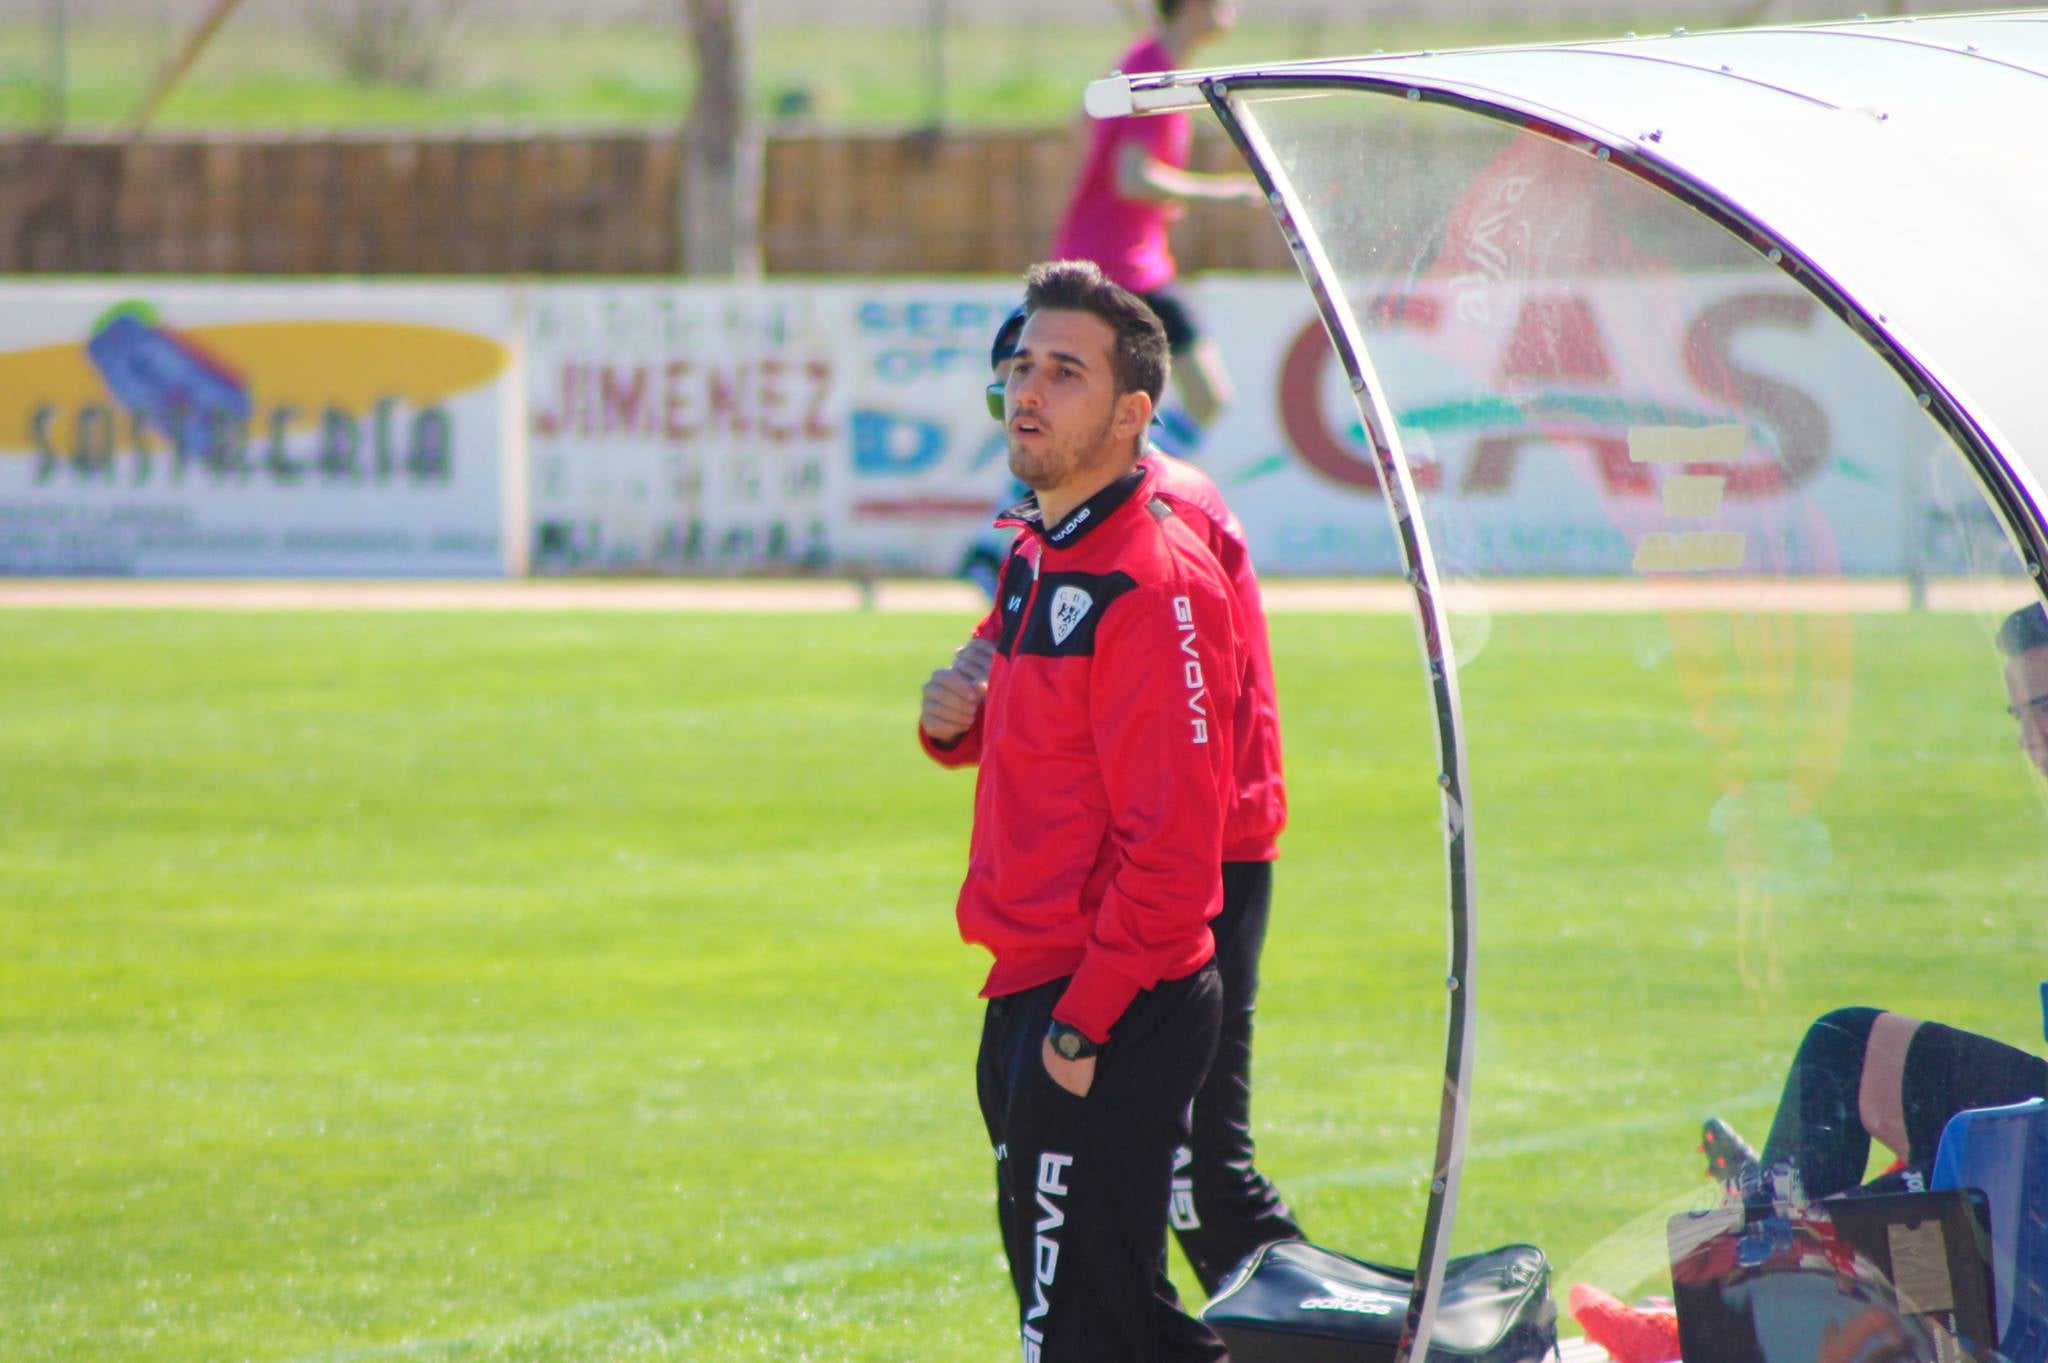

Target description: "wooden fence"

left=0, top=126, right=1294, bottom=277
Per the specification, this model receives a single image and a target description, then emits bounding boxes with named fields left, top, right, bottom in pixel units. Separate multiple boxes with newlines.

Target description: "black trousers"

left=1763, top=1005, right=2048, bottom=1198
left=978, top=965, right=1228, bottom=1363
left=1173, top=861, right=1305, bottom=1294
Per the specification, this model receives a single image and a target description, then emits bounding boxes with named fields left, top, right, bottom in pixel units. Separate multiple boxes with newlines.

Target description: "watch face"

left=1052, top=1026, right=1091, bottom=1059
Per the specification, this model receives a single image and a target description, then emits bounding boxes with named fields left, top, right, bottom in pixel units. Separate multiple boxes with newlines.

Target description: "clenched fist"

left=920, top=637, right=998, bottom=743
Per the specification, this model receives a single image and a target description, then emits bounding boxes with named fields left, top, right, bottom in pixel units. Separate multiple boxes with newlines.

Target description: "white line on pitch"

left=288, top=1089, right=1779, bottom=1360
left=284, top=1232, right=988, bottom=1363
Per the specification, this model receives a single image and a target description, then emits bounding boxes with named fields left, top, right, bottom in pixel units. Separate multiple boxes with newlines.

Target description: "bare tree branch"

left=131, top=0, right=249, bottom=135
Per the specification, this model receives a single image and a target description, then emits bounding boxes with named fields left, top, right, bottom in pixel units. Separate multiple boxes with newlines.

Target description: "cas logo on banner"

left=0, top=301, right=509, bottom=487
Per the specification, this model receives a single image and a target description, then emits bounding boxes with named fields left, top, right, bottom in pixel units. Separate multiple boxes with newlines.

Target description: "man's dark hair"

left=1156, top=0, right=1185, bottom=19
left=1020, top=259, right=1170, bottom=406
left=1997, top=603, right=2048, bottom=657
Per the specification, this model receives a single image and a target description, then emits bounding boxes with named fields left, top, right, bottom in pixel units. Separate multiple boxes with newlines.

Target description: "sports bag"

left=1199, top=1239, right=1557, bottom=1363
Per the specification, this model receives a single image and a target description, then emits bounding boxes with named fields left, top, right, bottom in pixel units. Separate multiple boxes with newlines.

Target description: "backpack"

left=1200, top=1239, right=1558, bottom=1363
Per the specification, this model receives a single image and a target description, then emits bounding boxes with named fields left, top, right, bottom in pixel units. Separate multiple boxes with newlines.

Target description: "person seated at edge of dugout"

left=1568, top=604, right=2048, bottom=1362
left=918, top=259, right=1245, bottom=1362
left=1696, top=603, right=2048, bottom=1205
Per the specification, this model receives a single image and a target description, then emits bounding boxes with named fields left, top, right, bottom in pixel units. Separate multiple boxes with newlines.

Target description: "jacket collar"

left=996, top=465, right=1150, bottom=549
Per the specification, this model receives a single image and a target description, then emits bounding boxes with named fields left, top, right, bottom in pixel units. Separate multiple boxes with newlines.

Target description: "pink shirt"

left=1050, top=35, right=1191, bottom=295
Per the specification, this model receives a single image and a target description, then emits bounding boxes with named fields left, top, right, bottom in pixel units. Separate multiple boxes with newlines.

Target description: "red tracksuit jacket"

left=1145, top=452, right=1287, bottom=862
left=921, top=462, right=1246, bottom=1043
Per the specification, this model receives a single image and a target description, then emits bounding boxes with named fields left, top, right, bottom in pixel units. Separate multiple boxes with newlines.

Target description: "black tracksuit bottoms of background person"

left=978, top=964, right=1229, bottom=1363
left=1764, top=1005, right=2048, bottom=1199
left=1174, top=861, right=1305, bottom=1294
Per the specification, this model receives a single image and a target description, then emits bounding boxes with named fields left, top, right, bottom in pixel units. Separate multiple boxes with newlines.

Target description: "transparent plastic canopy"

left=1095, top=13, right=2048, bottom=1362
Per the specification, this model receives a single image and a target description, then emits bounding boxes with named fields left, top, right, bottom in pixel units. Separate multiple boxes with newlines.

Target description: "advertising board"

left=0, top=284, right=515, bottom=576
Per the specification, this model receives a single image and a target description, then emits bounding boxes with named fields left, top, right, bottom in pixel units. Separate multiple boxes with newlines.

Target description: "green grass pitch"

left=3, top=605, right=2041, bottom=1361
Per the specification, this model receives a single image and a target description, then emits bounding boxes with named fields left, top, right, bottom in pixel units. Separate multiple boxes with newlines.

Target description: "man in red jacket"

left=920, top=259, right=1244, bottom=1361
left=970, top=304, right=1305, bottom=1293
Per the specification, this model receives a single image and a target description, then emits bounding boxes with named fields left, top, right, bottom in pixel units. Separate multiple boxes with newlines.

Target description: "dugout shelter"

left=1089, top=11, right=2048, bottom=1361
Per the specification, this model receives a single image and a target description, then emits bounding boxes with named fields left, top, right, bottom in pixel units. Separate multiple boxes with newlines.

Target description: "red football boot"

left=1569, top=1282, right=1682, bottom=1363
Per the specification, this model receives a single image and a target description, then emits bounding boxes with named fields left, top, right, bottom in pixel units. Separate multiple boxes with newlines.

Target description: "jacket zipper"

left=1009, top=538, right=1046, bottom=658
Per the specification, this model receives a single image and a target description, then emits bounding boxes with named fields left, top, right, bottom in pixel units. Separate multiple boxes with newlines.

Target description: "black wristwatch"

left=1047, top=1021, right=1101, bottom=1061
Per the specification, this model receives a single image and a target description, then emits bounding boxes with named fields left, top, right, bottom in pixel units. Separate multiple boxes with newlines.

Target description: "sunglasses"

left=984, top=379, right=1167, bottom=426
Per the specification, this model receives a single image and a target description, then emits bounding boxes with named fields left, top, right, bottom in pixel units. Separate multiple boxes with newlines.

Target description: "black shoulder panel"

left=1012, top=570, right=1139, bottom=658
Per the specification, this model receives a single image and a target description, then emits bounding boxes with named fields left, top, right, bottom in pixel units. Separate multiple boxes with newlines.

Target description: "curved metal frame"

left=1200, top=81, right=1477, bottom=1363
left=1193, top=63, right=2048, bottom=1363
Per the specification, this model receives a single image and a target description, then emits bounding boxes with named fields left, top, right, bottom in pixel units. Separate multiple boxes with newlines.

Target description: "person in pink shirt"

left=1051, top=0, right=1264, bottom=437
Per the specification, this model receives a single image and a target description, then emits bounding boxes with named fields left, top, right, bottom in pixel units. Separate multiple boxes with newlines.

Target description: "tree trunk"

left=680, top=0, right=760, bottom=278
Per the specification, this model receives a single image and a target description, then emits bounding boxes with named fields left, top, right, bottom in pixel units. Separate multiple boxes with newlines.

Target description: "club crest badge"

left=1048, top=585, right=1094, bottom=646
